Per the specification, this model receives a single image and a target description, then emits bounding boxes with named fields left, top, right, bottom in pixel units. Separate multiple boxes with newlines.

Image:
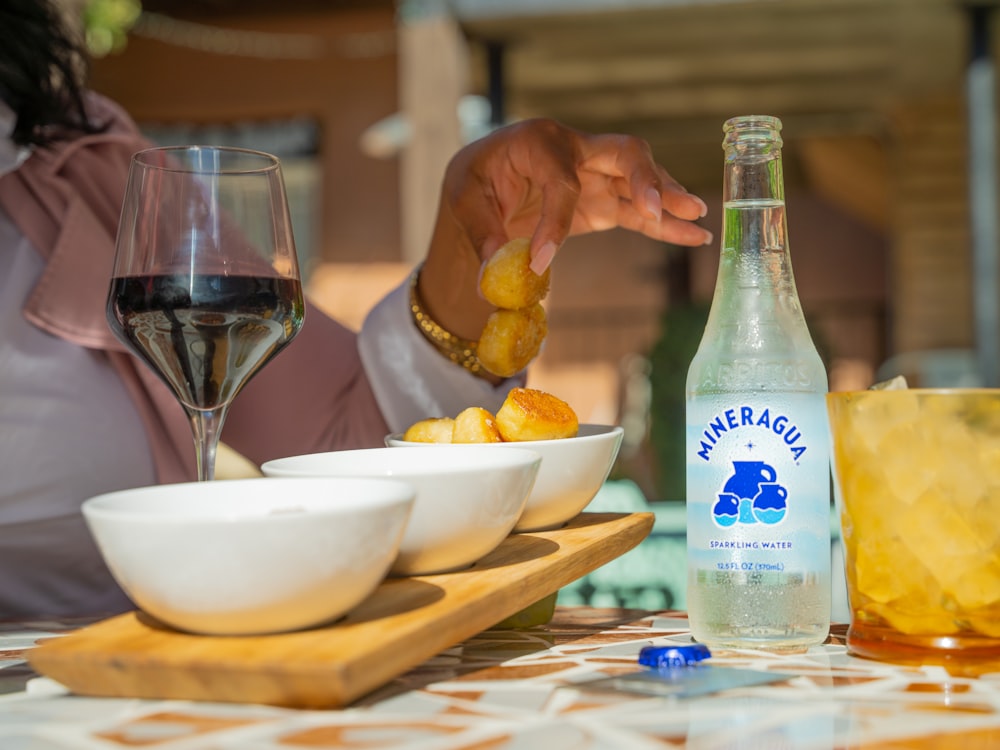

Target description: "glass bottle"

left=685, top=115, right=831, bottom=649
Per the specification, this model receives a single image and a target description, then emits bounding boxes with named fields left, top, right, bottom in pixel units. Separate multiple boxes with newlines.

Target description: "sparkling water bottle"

left=685, top=115, right=831, bottom=649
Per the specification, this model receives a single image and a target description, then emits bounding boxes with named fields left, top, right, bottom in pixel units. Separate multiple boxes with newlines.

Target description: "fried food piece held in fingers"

left=480, top=237, right=551, bottom=310
left=495, top=387, right=579, bottom=442
left=477, top=304, right=548, bottom=378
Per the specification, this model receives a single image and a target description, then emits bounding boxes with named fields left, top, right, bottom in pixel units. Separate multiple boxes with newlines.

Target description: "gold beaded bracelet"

left=409, top=269, right=485, bottom=376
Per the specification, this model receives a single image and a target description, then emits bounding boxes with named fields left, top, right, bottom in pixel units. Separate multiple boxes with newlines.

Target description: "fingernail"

left=531, top=241, right=558, bottom=274
left=693, top=196, right=708, bottom=218
left=702, top=230, right=714, bottom=246
left=476, top=260, right=488, bottom=300
left=644, top=187, right=662, bottom=220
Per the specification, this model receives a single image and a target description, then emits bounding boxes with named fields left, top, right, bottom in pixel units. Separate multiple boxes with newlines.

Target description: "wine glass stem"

left=187, top=407, right=227, bottom=482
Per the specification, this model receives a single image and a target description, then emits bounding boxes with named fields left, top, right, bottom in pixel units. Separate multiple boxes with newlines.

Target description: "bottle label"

left=686, top=393, right=831, bottom=576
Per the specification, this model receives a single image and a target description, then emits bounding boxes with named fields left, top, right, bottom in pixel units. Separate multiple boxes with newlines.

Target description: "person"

left=0, top=0, right=712, bottom=619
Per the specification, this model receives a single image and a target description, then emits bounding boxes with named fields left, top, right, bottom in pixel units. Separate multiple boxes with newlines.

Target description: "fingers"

left=447, top=172, right=509, bottom=264
left=505, top=121, right=583, bottom=274
left=600, top=190, right=712, bottom=247
left=442, top=119, right=713, bottom=279
left=583, top=133, right=708, bottom=223
left=529, top=173, right=581, bottom=274
left=587, top=172, right=714, bottom=247
left=448, top=119, right=581, bottom=268
left=656, top=167, right=708, bottom=223
left=461, top=120, right=585, bottom=275
left=529, top=240, right=558, bottom=276
left=644, top=207, right=715, bottom=247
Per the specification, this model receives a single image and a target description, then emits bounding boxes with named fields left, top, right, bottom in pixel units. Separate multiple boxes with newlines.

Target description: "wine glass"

left=106, top=145, right=305, bottom=481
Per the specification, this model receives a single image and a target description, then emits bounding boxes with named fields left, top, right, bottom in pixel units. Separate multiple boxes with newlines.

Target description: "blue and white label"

left=686, top=393, right=831, bottom=575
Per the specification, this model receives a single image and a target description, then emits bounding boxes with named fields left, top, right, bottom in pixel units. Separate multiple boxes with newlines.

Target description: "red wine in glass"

left=107, top=146, right=304, bottom=481
left=107, top=274, right=303, bottom=410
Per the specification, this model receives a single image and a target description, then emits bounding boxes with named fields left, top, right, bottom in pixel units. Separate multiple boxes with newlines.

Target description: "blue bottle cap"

left=638, top=644, right=712, bottom=669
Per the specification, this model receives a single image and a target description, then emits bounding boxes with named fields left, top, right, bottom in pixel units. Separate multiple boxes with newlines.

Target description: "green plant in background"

left=83, top=0, right=142, bottom=57
left=646, top=301, right=710, bottom=502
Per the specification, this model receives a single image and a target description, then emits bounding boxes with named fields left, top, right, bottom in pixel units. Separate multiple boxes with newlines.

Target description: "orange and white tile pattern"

left=3, top=609, right=1000, bottom=748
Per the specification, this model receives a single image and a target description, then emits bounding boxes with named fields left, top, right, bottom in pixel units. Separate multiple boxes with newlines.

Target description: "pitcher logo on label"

left=712, top=460, right=788, bottom=528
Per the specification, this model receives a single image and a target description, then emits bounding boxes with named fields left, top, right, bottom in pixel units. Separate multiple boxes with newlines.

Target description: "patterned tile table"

left=2, top=608, right=999, bottom=749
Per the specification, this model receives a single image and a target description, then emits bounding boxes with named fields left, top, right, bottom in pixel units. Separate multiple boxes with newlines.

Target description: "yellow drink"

left=827, top=389, right=1000, bottom=666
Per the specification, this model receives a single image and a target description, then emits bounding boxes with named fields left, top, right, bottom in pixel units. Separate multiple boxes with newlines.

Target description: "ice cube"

left=854, top=536, right=925, bottom=605
left=847, top=390, right=922, bottom=455
left=946, top=556, right=1000, bottom=611
left=898, top=494, right=985, bottom=594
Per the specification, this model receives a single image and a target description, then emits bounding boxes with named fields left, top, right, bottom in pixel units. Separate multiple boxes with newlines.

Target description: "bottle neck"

left=687, top=116, right=826, bottom=395
left=717, top=116, right=792, bottom=302
left=707, top=118, right=810, bottom=349
left=719, top=116, right=788, bottom=270
left=718, top=161, right=794, bottom=301
left=722, top=120, right=785, bottom=205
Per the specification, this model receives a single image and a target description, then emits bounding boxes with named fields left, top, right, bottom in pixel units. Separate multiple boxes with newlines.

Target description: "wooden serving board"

left=29, top=512, right=652, bottom=709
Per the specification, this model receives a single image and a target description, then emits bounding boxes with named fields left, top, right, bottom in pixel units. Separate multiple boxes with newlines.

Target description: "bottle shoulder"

left=686, top=350, right=828, bottom=395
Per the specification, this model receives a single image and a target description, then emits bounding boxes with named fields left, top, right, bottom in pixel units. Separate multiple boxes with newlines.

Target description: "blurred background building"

left=77, top=0, right=996, bottom=503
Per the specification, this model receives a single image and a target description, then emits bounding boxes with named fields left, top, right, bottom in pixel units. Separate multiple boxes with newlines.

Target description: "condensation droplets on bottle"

left=685, top=115, right=831, bottom=650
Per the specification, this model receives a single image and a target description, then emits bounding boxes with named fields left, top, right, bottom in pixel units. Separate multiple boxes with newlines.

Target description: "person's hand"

left=417, top=118, right=712, bottom=361
left=442, top=117, right=712, bottom=274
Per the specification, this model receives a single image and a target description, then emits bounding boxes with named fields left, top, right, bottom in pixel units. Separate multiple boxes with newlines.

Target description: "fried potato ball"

left=399, top=386, right=579, bottom=446
left=452, top=406, right=503, bottom=443
left=479, top=237, right=551, bottom=310
left=476, top=304, right=548, bottom=378
left=402, top=417, right=455, bottom=443
left=495, top=387, right=579, bottom=442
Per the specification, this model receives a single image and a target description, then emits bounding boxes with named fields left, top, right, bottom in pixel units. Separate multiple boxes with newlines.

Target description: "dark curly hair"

left=0, top=0, right=105, bottom=147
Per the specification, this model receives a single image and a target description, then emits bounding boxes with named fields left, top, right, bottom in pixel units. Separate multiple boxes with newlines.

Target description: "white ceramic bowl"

left=386, top=424, right=624, bottom=532
left=82, top=477, right=415, bottom=636
left=262, top=446, right=541, bottom=575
